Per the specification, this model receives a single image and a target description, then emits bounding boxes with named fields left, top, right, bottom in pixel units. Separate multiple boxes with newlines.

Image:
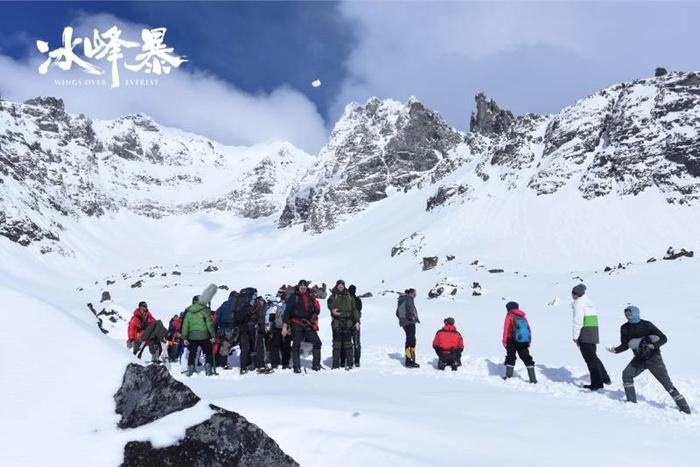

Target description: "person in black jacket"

left=282, top=280, right=322, bottom=373
left=606, top=305, right=690, bottom=414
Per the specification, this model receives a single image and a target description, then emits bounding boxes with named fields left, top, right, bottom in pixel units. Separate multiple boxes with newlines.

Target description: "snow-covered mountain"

left=2, top=70, right=699, bottom=255
left=0, top=96, right=312, bottom=254
left=282, top=70, right=700, bottom=232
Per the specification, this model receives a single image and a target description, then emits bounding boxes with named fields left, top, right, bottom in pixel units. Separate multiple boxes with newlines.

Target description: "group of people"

left=396, top=283, right=691, bottom=415
left=127, top=280, right=691, bottom=415
left=126, top=279, right=363, bottom=376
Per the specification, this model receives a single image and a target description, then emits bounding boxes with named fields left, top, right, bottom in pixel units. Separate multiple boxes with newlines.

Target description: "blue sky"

left=1, top=1, right=699, bottom=152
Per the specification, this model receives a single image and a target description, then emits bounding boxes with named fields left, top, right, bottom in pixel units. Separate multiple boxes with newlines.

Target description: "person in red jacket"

left=127, top=301, right=156, bottom=356
left=502, top=301, right=537, bottom=383
left=432, top=317, right=464, bottom=370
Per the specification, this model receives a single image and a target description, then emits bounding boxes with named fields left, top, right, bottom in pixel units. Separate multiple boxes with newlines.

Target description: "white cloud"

left=333, top=1, right=700, bottom=129
left=0, top=13, right=328, bottom=154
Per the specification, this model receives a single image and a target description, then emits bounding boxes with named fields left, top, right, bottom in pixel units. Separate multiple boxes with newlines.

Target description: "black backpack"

left=233, top=287, right=258, bottom=324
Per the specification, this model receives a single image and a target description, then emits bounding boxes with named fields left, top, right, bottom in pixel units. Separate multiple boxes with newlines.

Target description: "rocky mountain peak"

left=469, top=92, right=516, bottom=135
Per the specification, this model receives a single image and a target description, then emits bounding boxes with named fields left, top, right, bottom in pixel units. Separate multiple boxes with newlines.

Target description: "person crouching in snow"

left=606, top=305, right=690, bottom=414
left=502, top=301, right=537, bottom=383
left=432, top=317, right=464, bottom=370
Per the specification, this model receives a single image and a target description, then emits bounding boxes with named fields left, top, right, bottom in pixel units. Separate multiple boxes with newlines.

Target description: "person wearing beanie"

left=432, top=317, right=464, bottom=370
left=347, top=284, right=363, bottom=367
left=327, top=280, right=360, bottom=369
left=606, top=306, right=691, bottom=414
left=396, top=288, right=420, bottom=368
left=501, top=301, right=537, bottom=383
left=571, top=284, right=610, bottom=390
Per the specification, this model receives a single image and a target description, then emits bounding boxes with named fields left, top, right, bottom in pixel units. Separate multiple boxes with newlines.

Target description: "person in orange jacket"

left=432, top=317, right=464, bottom=370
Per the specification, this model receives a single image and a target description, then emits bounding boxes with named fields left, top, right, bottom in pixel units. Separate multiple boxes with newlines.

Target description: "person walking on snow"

left=397, top=288, right=420, bottom=368
left=571, top=284, right=610, bottom=390
left=606, top=305, right=691, bottom=414
left=432, top=317, right=464, bottom=371
left=502, top=301, right=537, bottom=383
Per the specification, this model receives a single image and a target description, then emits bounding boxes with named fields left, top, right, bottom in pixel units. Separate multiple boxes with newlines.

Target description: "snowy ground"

left=2, top=182, right=700, bottom=466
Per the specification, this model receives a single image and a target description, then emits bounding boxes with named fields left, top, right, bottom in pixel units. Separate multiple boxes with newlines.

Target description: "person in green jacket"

left=182, top=291, right=217, bottom=376
left=327, top=279, right=360, bottom=369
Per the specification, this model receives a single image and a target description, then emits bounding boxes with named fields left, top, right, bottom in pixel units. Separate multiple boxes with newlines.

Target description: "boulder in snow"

left=122, top=404, right=298, bottom=467
left=423, top=256, right=439, bottom=271
left=114, top=363, right=200, bottom=429
left=130, top=280, right=143, bottom=288
left=663, top=247, right=694, bottom=260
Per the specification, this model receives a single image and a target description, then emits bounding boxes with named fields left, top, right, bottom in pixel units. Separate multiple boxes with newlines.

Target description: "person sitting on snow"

left=432, top=317, right=464, bottom=371
left=127, top=301, right=156, bottom=356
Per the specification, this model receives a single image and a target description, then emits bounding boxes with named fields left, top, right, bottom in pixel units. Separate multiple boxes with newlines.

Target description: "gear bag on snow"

left=511, top=315, right=530, bottom=343
left=233, top=287, right=258, bottom=324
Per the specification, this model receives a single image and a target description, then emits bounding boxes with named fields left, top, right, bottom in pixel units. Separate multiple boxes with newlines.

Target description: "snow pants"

left=622, top=353, right=674, bottom=392
left=579, top=343, right=610, bottom=387
left=403, top=324, right=416, bottom=348
left=187, top=339, right=213, bottom=367
left=267, top=329, right=291, bottom=368
left=505, top=340, right=534, bottom=367
left=291, top=323, right=321, bottom=371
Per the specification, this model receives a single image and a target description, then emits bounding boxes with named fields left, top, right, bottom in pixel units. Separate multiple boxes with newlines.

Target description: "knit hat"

left=505, top=301, right=519, bottom=311
left=336, top=279, right=345, bottom=286
left=348, top=284, right=357, bottom=295
left=624, top=305, right=641, bottom=324
left=444, top=317, right=455, bottom=325
left=138, top=301, right=148, bottom=308
left=572, top=284, right=587, bottom=297
left=297, top=279, right=308, bottom=287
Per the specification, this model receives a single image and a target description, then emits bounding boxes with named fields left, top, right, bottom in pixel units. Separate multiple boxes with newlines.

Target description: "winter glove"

left=126, top=340, right=133, bottom=349
left=606, top=346, right=617, bottom=353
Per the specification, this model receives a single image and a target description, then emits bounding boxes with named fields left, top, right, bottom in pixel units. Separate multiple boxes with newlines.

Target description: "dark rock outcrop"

left=130, top=280, right=143, bottom=289
left=663, top=247, right=694, bottom=260
left=114, top=363, right=200, bottom=429
left=122, top=404, right=298, bottom=467
left=422, top=257, right=439, bottom=271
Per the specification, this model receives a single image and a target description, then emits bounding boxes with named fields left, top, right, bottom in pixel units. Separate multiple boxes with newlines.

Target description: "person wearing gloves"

left=571, top=284, right=610, bottom=390
left=606, top=305, right=690, bottom=414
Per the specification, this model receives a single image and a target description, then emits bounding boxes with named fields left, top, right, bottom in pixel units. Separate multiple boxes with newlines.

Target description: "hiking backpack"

left=272, top=301, right=286, bottom=329
left=233, top=287, right=258, bottom=324
left=512, top=315, right=531, bottom=343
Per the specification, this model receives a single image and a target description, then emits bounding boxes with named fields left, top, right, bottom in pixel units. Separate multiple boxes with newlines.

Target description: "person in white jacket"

left=571, top=284, right=610, bottom=390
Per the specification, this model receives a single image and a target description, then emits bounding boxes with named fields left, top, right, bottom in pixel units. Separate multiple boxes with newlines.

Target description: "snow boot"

left=405, top=347, right=420, bottom=368
left=293, top=367, right=302, bottom=374
left=527, top=366, right=537, bottom=384
left=312, top=348, right=321, bottom=371
left=204, top=363, right=213, bottom=376
left=437, top=360, right=446, bottom=370
left=332, top=349, right=341, bottom=369
left=256, top=366, right=274, bottom=374
left=503, top=365, right=514, bottom=380
left=583, top=384, right=604, bottom=390
left=669, top=388, right=691, bottom=414
left=450, top=362, right=458, bottom=371
left=624, top=384, right=637, bottom=403
left=186, top=365, right=195, bottom=377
